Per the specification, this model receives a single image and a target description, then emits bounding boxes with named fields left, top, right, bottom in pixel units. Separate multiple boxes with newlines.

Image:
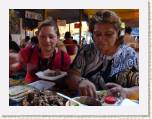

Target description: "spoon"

left=57, top=92, right=85, bottom=106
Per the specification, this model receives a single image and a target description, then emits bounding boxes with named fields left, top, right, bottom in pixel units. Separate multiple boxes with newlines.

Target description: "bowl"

left=66, top=96, right=102, bottom=106
left=43, top=71, right=61, bottom=77
left=36, top=69, right=67, bottom=81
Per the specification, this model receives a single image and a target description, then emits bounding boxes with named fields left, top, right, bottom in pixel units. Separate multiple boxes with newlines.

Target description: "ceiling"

left=45, top=9, right=139, bottom=27
left=45, top=9, right=87, bottom=23
left=10, top=9, right=138, bottom=31
left=84, top=9, right=139, bottom=27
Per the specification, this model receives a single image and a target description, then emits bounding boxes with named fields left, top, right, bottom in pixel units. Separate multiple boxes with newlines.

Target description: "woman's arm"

left=66, top=68, right=97, bottom=98
left=66, top=69, right=82, bottom=90
left=124, top=86, right=139, bottom=100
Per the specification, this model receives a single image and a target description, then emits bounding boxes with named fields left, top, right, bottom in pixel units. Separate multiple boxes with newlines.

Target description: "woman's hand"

left=105, top=82, right=128, bottom=98
left=78, top=79, right=97, bottom=98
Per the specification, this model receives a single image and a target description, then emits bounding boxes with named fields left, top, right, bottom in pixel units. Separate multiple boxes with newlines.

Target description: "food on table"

left=36, top=69, right=67, bottom=81
left=44, top=71, right=61, bottom=77
left=9, top=78, right=25, bottom=87
left=104, top=95, right=117, bottom=104
left=96, top=90, right=109, bottom=103
left=66, top=96, right=102, bottom=106
left=96, top=90, right=122, bottom=105
left=21, top=90, right=67, bottom=106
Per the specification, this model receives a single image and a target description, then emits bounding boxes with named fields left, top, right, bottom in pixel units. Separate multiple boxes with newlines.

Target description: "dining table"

left=9, top=76, right=139, bottom=106
left=9, top=76, right=80, bottom=106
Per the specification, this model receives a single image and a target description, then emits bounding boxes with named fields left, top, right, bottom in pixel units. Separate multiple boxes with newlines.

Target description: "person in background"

left=9, top=18, right=71, bottom=83
left=123, top=26, right=139, bottom=52
left=20, top=36, right=31, bottom=48
left=66, top=10, right=139, bottom=100
left=9, top=34, right=26, bottom=78
left=73, top=39, right=79, bottom=54
left=30, top=36, right=38, bottom=46
left=63, top=32, right=77, bottom=56
left=9, top=34, right=20, bottom=53
left=81, top=37, right=87, bottom=46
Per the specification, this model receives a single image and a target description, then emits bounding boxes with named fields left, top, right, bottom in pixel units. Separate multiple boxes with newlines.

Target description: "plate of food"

left=65, top=96, right=102, bottom=106
left=21, top=90, right=67, bottom=106
left=36, top=69, right=67, bottom=81
left=66, top=90, right=123, bottom=106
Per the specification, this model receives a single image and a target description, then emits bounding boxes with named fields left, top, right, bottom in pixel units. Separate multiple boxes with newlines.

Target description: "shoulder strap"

left=84, top=59, right=113, bottom=82
left=101, top=59, right=113, bottom=81
left=84, top=63, right=103, bottom=79
left=61, top=51, right=64, bottom=67
left=28, top=45, right=35, bottom=62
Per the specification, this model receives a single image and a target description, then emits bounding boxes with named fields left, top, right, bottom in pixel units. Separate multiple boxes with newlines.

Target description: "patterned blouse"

left=71, top=43, right=139, bottom=90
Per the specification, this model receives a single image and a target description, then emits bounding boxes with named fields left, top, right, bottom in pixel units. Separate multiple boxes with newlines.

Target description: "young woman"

left=9, top=18, right=71, bottom=83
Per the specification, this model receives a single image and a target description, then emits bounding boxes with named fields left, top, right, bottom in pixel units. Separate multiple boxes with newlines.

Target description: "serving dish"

left=36, top=69, right=67, bottom=81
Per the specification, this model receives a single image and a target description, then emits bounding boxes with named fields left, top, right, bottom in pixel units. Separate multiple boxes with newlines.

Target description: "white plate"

left=36, top=69, right=67, bottom=81
left=66, top=90, right=123, bottom=106
left=28, top=80, right=55, bottom=90
left=65, top=96, right=102, bottom=106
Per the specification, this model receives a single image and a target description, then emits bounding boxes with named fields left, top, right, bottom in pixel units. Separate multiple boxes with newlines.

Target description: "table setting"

left=9, top=69, right=139, bottom=106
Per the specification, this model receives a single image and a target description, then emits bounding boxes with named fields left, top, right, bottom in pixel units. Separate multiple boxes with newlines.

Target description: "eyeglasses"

left=93, top=31, right=115, bottom=38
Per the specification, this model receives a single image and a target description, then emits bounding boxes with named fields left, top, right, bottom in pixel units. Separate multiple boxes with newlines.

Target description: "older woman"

left=9, top=18, right=71, bottom=83
left=66, top=10, right=139, bottom=100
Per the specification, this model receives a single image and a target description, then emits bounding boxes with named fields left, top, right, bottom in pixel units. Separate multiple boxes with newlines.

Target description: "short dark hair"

left=25, top=36, right=30, bottom=42
left=89, top=10, right=122, bottom=33
left=64, top=32, right=71, bottom=39
left=125, top=26, right=132, bottom=34
left=31, top=36, right=38, bottom=44
left=37, top=17, right=60, bottom=37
